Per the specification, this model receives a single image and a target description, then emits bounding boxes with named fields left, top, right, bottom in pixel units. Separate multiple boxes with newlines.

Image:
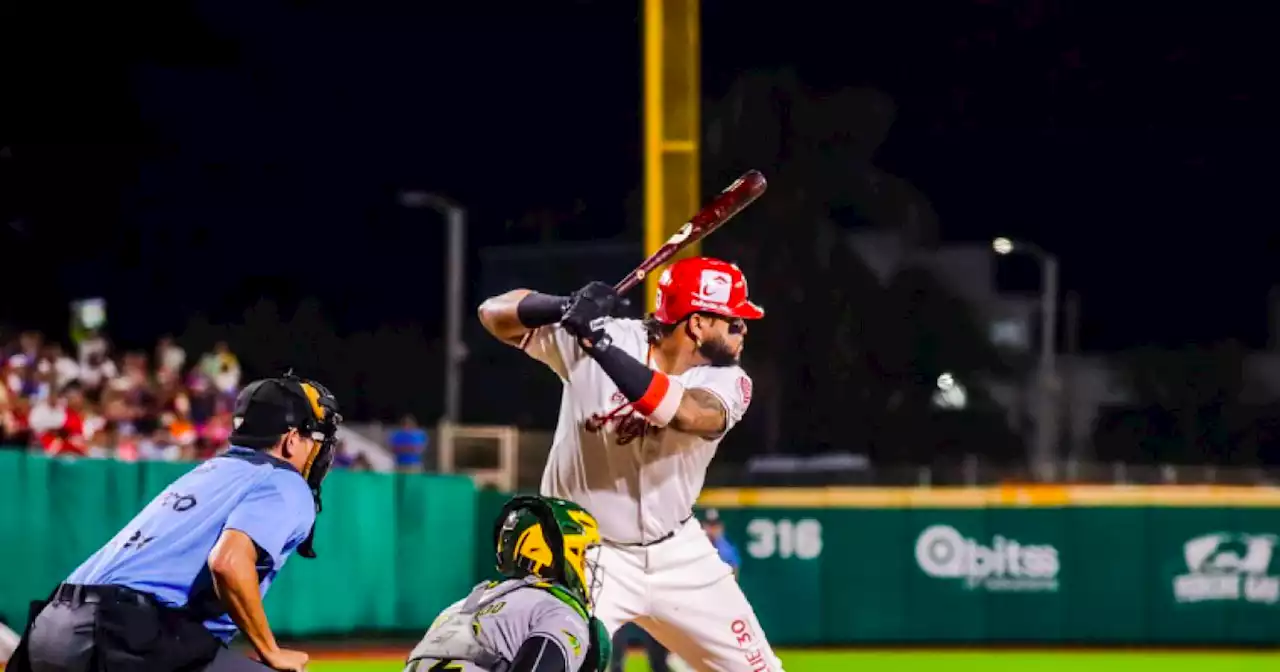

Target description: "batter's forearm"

left=477, top=289, right=568, bottom=346
left=208, top=531, right=280, bottom=659
left=583, top=336, right=727, bottom=437
left=585, top=344, right=683, bottom=427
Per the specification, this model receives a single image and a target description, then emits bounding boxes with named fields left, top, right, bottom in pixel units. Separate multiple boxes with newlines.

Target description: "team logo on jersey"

left=584, top=411, right=659, bottom=445
left=586, top=389, right=662, bottom=444
left=563, top=630, right=582, bottom=657
left=738, top=376, right=752, bottom=405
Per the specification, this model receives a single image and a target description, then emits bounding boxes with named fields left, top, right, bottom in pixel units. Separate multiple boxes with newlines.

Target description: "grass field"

left=308, top=650, right=1280, bottom=672
left=3, top=650, right=1278, bottom=671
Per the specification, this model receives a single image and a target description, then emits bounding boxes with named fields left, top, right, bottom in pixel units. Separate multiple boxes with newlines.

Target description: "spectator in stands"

left=0, top=328, right=389, bottom=473
left=196, top=395, right=235, bottom=459
left=29, top=384, right=88, bottom=458
left=74, top=327, right=109, bottom=368
left=1, top=398, right=32, bottom=448
left=77, top=348, right=118, bottom=394
left=86, top=420, right=118, bottom=459
left=199, top=340, right=241, bottom=399
left=37, top=342, right=80, bottom=394
left=0, top=327, right=243, bottom=462
left=332, top=437, right=374, bottom=471
left=4, top=352, right=38, bottom=400
left=113, top=424, right=142, bottom=462
left=13, top=330, right=43, bottom=362
left=148, top=427, right=182, bottom=461
left=155, top=335, right=186, bottom=382
left=388, top=414, right=428, bottom=472
left=0, top=363, right=31, bottom=448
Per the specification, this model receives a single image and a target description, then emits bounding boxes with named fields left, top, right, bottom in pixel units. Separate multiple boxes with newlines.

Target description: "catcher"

left=404, top=495, right=611, bottom=672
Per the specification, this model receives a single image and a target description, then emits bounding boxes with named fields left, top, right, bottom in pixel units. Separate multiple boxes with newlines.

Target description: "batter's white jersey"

left=523, top=318, right=753, bottom=545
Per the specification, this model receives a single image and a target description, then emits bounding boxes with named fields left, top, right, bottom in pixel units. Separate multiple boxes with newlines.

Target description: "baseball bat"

left=518, top=170, right=767, bottom=351
left=614, top=169, right=768, bottom=295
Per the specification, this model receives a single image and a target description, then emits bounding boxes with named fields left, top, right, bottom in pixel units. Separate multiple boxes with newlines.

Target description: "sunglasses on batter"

left=693, top=313, right=746, bottom=335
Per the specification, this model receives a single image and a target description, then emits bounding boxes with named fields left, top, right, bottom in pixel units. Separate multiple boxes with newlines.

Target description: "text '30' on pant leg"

left=646, top=581, right=784, bottom=672
left=647, top=538, right=785, bottom=672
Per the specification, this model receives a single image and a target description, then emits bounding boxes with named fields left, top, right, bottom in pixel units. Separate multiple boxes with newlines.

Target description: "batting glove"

left=561, top=281, right=620, bottom=349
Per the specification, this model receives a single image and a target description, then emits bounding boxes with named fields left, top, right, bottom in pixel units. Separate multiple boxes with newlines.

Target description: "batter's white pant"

left=595, top=519, right=784, bottom=672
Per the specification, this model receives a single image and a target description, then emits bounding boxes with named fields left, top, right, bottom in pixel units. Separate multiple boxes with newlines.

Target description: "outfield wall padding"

left=4, top=452, right=1279, bottom=645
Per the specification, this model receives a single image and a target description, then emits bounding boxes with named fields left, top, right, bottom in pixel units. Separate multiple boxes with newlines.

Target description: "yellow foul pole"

left=643, top=0, right=701, bottom=313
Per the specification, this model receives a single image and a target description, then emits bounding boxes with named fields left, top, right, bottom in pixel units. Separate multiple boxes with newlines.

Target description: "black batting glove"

left=561, top=281, right=621, bottom=350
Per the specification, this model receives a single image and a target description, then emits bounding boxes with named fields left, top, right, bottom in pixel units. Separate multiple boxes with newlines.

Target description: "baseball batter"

left=477, top=256, right=783, bottom=672
left=404, top=495, right=611, bottom=672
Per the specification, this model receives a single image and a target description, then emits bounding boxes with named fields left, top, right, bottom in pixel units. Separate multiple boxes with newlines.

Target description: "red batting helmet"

left=652, top=257, right=765, bottom=325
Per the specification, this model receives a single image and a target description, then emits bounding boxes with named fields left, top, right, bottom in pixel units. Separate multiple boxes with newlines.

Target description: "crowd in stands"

left=0, top=328, right=243, bottom=462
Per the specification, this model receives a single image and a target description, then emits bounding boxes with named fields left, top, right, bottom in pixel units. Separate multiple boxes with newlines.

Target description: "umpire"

left=9, top=372, right=342, bottom=672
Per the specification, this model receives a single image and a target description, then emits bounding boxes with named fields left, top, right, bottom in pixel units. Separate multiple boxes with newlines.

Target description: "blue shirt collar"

left=224, top=445, right=300, bottom=474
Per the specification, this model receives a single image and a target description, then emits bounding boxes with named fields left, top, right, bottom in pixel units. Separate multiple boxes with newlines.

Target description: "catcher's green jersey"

left=406, top=577, right=593, bottom=672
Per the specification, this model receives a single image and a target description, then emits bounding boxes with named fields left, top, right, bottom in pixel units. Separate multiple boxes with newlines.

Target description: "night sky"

left=4, top=0, right=1276, bottom=352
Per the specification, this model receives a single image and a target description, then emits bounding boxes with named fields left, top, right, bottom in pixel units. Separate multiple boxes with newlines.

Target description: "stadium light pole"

left=993, top=236, right=1060, bottom=482
left=399, top=190, right=468, bottom=427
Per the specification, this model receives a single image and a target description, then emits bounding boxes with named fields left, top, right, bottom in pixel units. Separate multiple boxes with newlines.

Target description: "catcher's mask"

left=229, top=370, right=342, bottom=558
left=493, top=495, right=603, bottom=613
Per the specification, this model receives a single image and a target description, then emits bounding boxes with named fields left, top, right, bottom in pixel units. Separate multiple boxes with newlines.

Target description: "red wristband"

left=632, top=371, right=684, bottom=427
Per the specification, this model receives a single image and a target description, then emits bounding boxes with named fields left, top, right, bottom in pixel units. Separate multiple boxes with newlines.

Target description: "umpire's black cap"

left=229, top=376, right=326, bottom=450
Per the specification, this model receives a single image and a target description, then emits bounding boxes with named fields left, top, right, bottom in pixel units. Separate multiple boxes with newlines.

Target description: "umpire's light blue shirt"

left=66, top=447, right=317, bottom=642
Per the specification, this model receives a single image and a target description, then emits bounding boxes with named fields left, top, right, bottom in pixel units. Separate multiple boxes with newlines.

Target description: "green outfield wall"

left=3, top=452, right=1278, bottom=645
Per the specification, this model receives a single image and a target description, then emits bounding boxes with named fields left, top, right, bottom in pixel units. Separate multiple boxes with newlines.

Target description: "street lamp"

left=399, top=190, right=468, bottom=427
left=992, top=236, right=1060, bottom=482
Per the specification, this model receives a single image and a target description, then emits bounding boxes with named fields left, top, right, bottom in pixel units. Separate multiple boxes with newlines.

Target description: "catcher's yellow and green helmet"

left=494, top=495, right=602, bottom=611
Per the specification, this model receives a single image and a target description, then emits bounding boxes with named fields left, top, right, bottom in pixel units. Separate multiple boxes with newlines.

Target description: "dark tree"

left=1116, top=341, right=1249, bottom=466
left=703, top=73, right=1017, bottom=465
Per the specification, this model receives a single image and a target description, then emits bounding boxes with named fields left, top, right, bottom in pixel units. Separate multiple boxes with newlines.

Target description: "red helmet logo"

left=695, top=270, right=733, bottom=305
left=653, top=257, right=765, bottom=324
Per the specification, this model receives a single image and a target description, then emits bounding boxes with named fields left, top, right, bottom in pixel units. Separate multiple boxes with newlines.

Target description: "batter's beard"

left=697, top=337, right=739, bottom=367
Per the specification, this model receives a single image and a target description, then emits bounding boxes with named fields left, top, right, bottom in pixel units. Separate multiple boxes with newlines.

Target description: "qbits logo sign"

left=914, top=524, right=1060, bottom=592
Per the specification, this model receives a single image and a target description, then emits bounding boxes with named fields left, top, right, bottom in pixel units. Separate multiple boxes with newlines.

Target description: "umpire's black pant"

left=14, top=584, right=273, bottom=672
